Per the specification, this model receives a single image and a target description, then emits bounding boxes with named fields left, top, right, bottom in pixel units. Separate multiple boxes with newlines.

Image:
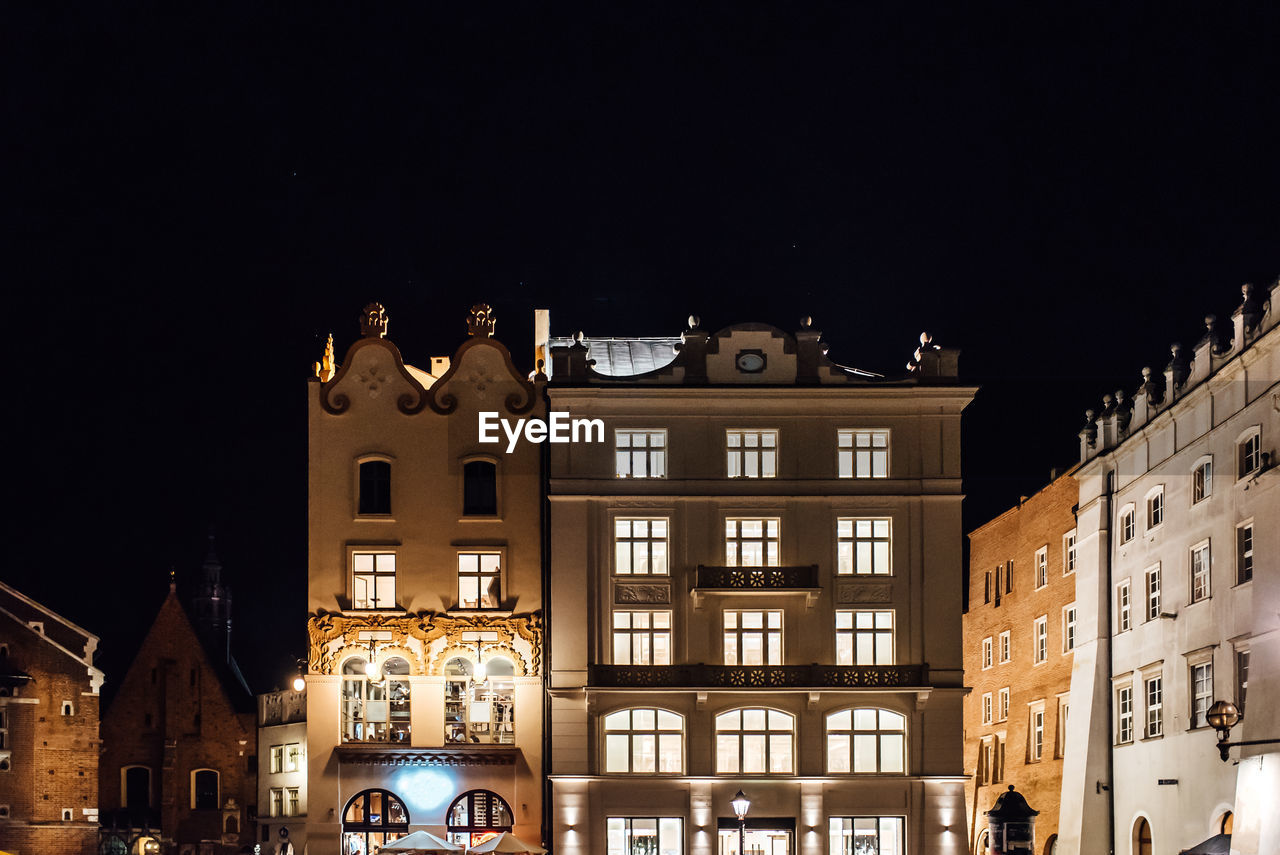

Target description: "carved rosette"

left=307, top=611, right=543, bottom=677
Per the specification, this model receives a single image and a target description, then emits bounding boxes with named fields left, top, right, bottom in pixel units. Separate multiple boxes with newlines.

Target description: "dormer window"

left=358, top=460, right=391, bottom=515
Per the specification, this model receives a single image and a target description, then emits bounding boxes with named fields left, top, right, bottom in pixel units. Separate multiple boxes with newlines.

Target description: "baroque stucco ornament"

left=467, top=303, right=497, bottom=338
left=361, top=302, right=389, bottom=338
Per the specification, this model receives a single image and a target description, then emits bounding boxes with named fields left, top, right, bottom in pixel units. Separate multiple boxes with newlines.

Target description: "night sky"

left=5, top=4, right=1277, bottom=699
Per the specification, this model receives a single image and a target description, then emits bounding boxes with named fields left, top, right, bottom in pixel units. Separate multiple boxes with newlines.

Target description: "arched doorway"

left=1221, top=811, right=1234, bottom=835
left=342, top=788, right=409, bottom=855
left=447, top=789, right=513, bottom=848
left=1133, top=818, right=1152, bottom=855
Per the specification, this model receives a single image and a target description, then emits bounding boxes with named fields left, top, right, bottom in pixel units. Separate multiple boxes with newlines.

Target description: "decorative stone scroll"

left=615, top=583, right=672, bottom=604
left=836, top=581, right=893, bottom=604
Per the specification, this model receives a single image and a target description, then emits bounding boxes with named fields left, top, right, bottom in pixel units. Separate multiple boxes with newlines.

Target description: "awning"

left=1179, top=833, right=1230, bottom=855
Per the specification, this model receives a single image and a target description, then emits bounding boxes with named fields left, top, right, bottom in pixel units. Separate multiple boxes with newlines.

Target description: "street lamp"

left=731, top=790, right=750, bottom=855
left=291, top=658, right=306, bottom=693
left=1207, top=699, right=1280, bottom=761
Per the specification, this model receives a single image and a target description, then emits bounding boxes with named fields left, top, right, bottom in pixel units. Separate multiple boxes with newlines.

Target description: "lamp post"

left=731, top=790, right=750, bottom=855
left=1207, top=699, right=1280, bottom=761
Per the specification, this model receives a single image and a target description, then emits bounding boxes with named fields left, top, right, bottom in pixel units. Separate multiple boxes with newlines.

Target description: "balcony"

left=588, top=663, right=928, bottom=689
left=691, top=565, right=821, bottom=607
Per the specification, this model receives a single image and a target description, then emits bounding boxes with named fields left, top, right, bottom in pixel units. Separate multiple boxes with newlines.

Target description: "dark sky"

left=5, top=4, right=1277, bottom=698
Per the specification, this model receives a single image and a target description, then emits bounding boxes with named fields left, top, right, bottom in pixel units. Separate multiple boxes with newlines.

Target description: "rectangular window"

left=723, top=610, right=783, bottom=665
left=726, top=429, right=777, bottom=478
left=1119, top=508, right=1135, bottom=544
left=0, top=710, right=6, bottom=751
left=981, top=693, right=992, bottom=725
left=351, top=553, right=396, bottom=610
left=1236, top=650, right=1250, bottom=713
left=607, top=817, right=683, bottom=855
left=1145, top=675, right=1163, bottom=737
left=287, top=787, right=299, bottom=817
left=835, top=610, right=893, bottom=665
left=726, top=518, right=779, bottom=567
left=1005, top=560, right=1013, bottom=593
left=615, top=518, right=669, bottom=575
left=981, top=637, right=993, bottom=670
left=1116, top=686, right=1133, bottom=743
left=829, top=817, right=905, bottom=855
left=615, top=430, right=667, bottom=479
left=838, top=429, right=889, bottom=478
left=1062, top=605, right=1077, bottom=653
left=1056, top=697, right=1069, bottom=757
left=836, top=518, right=892, bottom=575
left=1117, top=580, right=1132, bottom=632
left=457, top=552, right=501, bottom=609
left=980, top=739, right=993, bottom=784
left=1147, top=488, right=1164, bottom=528
left=984, top=571, right=991, bottom=604
left=269, top=745, right=284, bottom=774
left=1145, top=566, right=1162, bottom=621
left=1033, top=617, right=1047, bottom=664
left=1190, top=541, right=1211, bottom=603
left=462, top=460, right=497, bottom=516
left=1239, top=433, right=1261, bottom=478
left=998, top=687, right=1009, bottom=722
left=1194, top=459, right=1213, bottom=503
left=1237, top=522, right=1253, bottom=584
left=998, top=631, right=1011, bottom=664
left=1064, top=531, right=1077, bottom=574
left=1035, top=547, right=1048, bottom=589
left=994, top=567, right=1002, bottom=607
left=285, top=743, right=301, bottom=772
left=613, top=611, right=672, bottom=665
left=1191, top=661, right=1213, bottom=728
left=1029, top=707, right=1045, bottom=761
left=270, top=788, right=283, bottom=818
left=358, top=459, right=391, bottom=515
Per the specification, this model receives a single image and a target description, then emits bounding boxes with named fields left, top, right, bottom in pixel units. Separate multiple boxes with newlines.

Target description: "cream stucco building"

left=542, top=316, right=974, bottom=855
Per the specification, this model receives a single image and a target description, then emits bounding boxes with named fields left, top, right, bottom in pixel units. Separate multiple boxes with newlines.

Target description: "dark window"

left=359, top=460, right=392, bottom=515
left=193, top=770, right=219, bottom=810
left=125, top=767, right=150, bottom=809
left=247, top=754, right=257, bottom=774
left=984, top=572, right=991, bottom=604
left=144, top=713, right=153, bottom=728
left=463, top=461, right=497, bottom=516
left=1006, top=561, right=1013, bottom=593
left=994, top=568, right=1002, bottom=607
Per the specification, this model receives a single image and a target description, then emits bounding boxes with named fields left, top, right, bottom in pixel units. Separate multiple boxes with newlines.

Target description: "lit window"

left=826, top=708, right=906, bottom=773
left=998, top=631, right=1011, bottom=663
left=1033, top=617, right=1047, bottom=664
left=723, top=610, right=782, bottom=665
left=607, top=818, right=683, bottom=855
left=457, top=553, right=501, bottom=609
left=981, top=637, right=993, bottom=670
left=286, top=743, right=301, bottom=772
left=288, top=787, right=299, bottom=817
left=836, top=610, right=893, bottom=665
left=352, top=553, right=396, bottom=610
left=838, top=429, right=889, bottom=478
left=1193, top=458, right=1213, bottom=503
left=1238, top=431, right=1261, bottom=479
left=270, top=787, right=283, bottom=817
left=1062, top=605, right=1077, bottom=653
left=191, top=769, right=219, bottom=811
left=1035, top=547, right=1048, bottom=589
left=1145, top=675, right=1163, bottom=737
left=358, top=460, right=391, bottom=515
left=829, top=817, right=904, bottom=855
left=1190, top=541, right=1211, bottom=603
left=1145, top=566, right=1162, bottom=621
left=1064, top=531, right=1077, bottom=575
left=463, top=460, right=497, bottom=516
left=616, top=430, right=667, bottom=479
left=725, top=518, right=779, bottom=567
left=1029, top=706, right=1045, bottom=761
left=1237, top=522, right=1253, bottom=584
left=715, top=708, right=794, bottom=774
left=837, top=518, right=891, bottom=575
left=1116, top=686, right=1133, bottom=743
left=613, top=611, right=671, bottom=665
left=1116, top=580, right=1132, bottom=632
left=998, top=687, right=1010, bottom=722
left=603, top=708, right=683, bottom=774
left=269, top=745, right=284, bottom=774
left=615, top=518, right=669, bottom=575
left=726, top=429, right=777, bottom=478
left=444, top=656, right=515, bottom=745
left=1146, top=487, right=1164, bottom=529
left=1119, top=506, right=1135, bottom=544
left=981, top=693, right=992, bottom=725
left=1191, top=661, right=1213, bottom=728
left=341, top=656, right=411, bottom=743
left=344, top=789, right=410, bottom=854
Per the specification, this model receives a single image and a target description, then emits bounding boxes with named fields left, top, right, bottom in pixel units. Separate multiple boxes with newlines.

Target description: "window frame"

left=1063, top=530, right=1077, bottom=575
left=1032, top=616, right=1048, bottom=665
left=825, top=707, right=907, bottom=774
left=602, top=707, right=684, bottom=775
left=1116, top=685, right=1133, bottom=744
left=723, top=609, right=784, bottom=666
left=612, top=609, right=672, bottom=666
left=1145, top=565, right=1162, bottom=622
left=1192, top=456, right=1213, bottom=504
left=456, top=550, right=504, bottom=610
left=836, top=517, right=892, bottom=576
left=835, top=609, right=894, bottom=666
left=1118, top=504, right=1136, bottom=545
left=1236, top=521, right=1254, bottom=584
left=1145, top=486, right=1165, bottom=530
left=981, top=636, right=993, bottom=670
left=1035, top=547, right=1048, bottom=589
left=998, top=630, right=1011, bottom=664
left=356, top=456, right=393, bottom=517
left=1235, top=648, right=1250, bottom=713
left=725, top=517, right=780, bottom=568
left=461, top=457, right=499, bottom=518
left=1028, top=704, right=1045, bottom=762
left=1190, top=660, right=1214, bottom=729
left=1190, top=540, right=1211, bottom=603
left=1116, top=579, right=1132, bottom=632
left=613, top=517, right=670, bottom=576
left=998, top=687, right=1010, bottom=722
left=615, top=429, right=668, bottom=479
left=981, top=692, right=993, bottom=725
left=713, top=707, right=796, bottom=775
left=1062, top=604, right=1077, bottom=654
left=1144, top=674, right=1163, bottom=738
left=837, top=429, right=890, bottom=479
left=190, top=768, right=219, bottom=811
left=350, top=550, right=398, bottom=611
left=1237, top=428, right=1261, bottom=480
left=726, top=429, right=778, bottom=479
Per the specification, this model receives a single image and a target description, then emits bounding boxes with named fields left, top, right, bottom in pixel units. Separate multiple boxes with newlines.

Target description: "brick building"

left=962, top=473, right=1078, bottom=854
left=0, top=581, right=104, bottom=855
left=99, top=543, right=257, bottom=855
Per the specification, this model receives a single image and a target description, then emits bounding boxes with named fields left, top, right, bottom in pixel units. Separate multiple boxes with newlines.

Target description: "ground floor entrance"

left=717, top=819, right=794, bottom=855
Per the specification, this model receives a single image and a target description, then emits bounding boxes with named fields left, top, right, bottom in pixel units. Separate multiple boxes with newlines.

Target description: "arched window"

left=1237, top=427, right=1261, bottom=479
left=343, top=788, right=408, bottom=855
left=463, top=460, right=498, bottom=516
left=1220, top=811, right=1233, bottom=835
left=122, top=765, right=151, bottom=809
left=1118, top=504, right=1136, bottom=544
left=826, top=708, right=906, bottom=773
left=358, top=460, right=392, bottom=515
left=1043, top=833, right=1058, bottom=855
left=340, top=656, right=411, bottom=743
left=1134, top=817, right=1152, bottom=855
left=446, top=789, right=513, bottom=849
left=1192, top=456, right=1213, bottom=503
left=603, top=707, right=683, bottom=773
left=191, top=769, right=219, bottom=810
left=444, top=656, right=515, bottom=745
left=715, top=708, right=794, bottom=773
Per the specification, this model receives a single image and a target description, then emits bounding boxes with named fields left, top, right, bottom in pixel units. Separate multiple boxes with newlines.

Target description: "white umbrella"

left=465, top=832, right=547, bottom=854
left=378, top=830, right=464, bottom=853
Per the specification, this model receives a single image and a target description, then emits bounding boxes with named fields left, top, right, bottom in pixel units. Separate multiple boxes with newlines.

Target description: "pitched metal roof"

left=549, top=336, right=682, bottom=377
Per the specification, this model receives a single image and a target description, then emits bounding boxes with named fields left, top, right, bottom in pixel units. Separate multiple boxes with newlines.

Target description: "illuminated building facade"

left=962, top=473, right=1078, bottom=854
left=1058, top=280, right=1279, bottom=855
left=0, top=582, right=104, bottom=855
left=257, top=687, right=307, bottom=853
left=542, top=316, right=974, bottom=855
left=304, top=304, right=544, bottom=855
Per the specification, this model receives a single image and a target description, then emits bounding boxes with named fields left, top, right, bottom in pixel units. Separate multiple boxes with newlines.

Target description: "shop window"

left=607, top=817, right=682, bottom=855
left=829, top=818, right=904, bottom=855
left=444, top=656, right=515, bottom=745
left=447, top=789, right=513, bottom=849
left=340, top=656, right=411, bottom=743
left=343, top=788, right=408, bottom=854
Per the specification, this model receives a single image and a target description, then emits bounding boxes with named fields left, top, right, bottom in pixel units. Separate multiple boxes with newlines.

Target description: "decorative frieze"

left=835, top=581, right=893, bottom=604
left=614, top=583, right=672, bottom=604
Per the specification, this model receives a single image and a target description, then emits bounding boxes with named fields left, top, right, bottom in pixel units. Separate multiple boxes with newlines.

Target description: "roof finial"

left=169, top=566, right=177, bottom=593
left=467, top=303, right=496, bottom=338
left=314, top=333, right=336, bottom=381
left=360, top=303, right=389, bottom=338
left=687, top=314, right=701, bottom=330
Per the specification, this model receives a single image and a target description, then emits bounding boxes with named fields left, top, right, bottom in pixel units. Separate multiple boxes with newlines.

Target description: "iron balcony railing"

left=693, top=565, right=820, bottom=589
left=589, top=663, right=927, bottom=688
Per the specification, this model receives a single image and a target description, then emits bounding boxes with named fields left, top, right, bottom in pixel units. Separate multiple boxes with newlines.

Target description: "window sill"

left=448, top=608, right=513, bottom=618
left=459, top=515, right=503, bottom=523
left=1143, top=732, right=1164, bottom=741
left=1233, top=579, right=1254, bottom=588
left=355, top=514, right=396, bottom=523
